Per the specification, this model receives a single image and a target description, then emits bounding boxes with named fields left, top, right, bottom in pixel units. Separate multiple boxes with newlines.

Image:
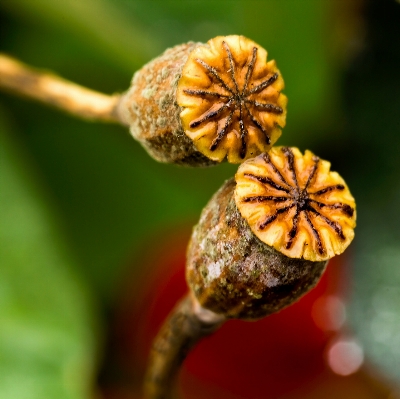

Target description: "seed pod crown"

left=186, top=148, right=356, bottom=320
left=177, top=35, right=287, bottom=163
left=235, top=148, right=356, bottom=261
left=118, top=35, right=287, bottom=166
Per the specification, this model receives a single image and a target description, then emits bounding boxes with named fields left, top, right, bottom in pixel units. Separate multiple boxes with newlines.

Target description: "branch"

left=144, top=294, right=225, bottom=399
left=0, top=53, right=125, bottom=124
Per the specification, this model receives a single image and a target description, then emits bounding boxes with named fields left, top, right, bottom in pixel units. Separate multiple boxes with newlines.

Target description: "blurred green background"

left=0, top=0, right=399, bottom=398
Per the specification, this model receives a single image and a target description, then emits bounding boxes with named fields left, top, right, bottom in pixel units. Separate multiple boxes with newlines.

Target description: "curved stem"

left=144, top=294, right=225, bottom=399
left=0, top=53, right=125, bottom=124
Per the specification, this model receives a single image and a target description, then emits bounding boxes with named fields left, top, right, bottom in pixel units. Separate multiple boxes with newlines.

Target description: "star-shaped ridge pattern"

left=177, top=36, right=287, bottom=163
left=235, top=147, right=356, bottom=261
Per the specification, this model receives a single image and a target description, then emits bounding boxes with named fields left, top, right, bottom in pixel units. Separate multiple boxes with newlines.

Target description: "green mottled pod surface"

left=186, top=179, right=327, bottom=320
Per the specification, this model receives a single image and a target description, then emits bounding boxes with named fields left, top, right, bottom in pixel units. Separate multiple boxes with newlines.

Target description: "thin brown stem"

left=0, top=53, right=124, bottom=123
left=144, top=294, right=225, bottom=399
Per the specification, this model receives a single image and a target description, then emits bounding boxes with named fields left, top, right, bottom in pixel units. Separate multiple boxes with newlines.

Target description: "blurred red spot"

left=110, top=229, right=351, bottom=398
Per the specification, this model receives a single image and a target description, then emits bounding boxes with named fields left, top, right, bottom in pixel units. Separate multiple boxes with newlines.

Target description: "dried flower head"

left=186, top=179, right=328, bottom=320
left=235, top=147, right=356, bottom=261
left=177, top=36, right=287, bottom=164
left=118, top=35, right=286, bottom=166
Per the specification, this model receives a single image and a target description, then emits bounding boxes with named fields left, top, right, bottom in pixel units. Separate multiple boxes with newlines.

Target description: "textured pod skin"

left=118, top=42, right=216, bottom=166
left=186, top=179, right=327, bottom=320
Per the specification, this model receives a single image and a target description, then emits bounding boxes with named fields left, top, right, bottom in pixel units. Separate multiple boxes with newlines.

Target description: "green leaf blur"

left=0, top=108, right=98, bottom=399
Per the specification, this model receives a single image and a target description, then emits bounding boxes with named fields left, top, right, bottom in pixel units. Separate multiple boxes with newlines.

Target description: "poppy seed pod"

left=118, top=35, right=287, bottom=166
left=186, top=148, right=356, bottom=320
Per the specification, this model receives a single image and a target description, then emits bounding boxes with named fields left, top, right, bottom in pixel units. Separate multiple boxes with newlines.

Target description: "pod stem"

left=0, top=53, right=127, bottom=124
left=144, top=293, right=225, bottom=399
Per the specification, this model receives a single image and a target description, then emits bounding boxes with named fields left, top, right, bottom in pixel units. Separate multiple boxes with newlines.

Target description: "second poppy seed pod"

left=186, top=148, right=356, bottom=320
left=118, top=36, right=287, bottom=166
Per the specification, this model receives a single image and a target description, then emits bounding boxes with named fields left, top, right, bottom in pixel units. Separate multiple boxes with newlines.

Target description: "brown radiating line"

left=259, top=204, right=295, bottom=230
left=183, top=89, right=230, bottom=98
left=243, top=103, right=271, bottom=145
left=262, top=153, right=291, bottom=187
left=189, top=100, right=232, bottom=128
left=238, top=108, right=247, bottom=159
left=243, top=47, right=257, bottom=93
left=308, top=199, right=354, bottom=217
left=195, top=58, right=234, bottom=94
left=247, top=72, right=278, bottom=95
left=282, top=147, right=299, bottom=188
left=311, top=184, right=345, bottom=196
left=244, top=173, right=291, bottom=193
left=222, top=41, right=240, bottom=93
left=242, top=196, right=290, bottom=203
left=304, top=156, right=320, bottom=190
left=209, top=110, right=234, bottom=151
left=286, top=207, right=300, bottom=249
left=304, top=211, right=325, bottom=255
left=245, top=100, right=283, bottom=114
left=307, top=206, right=345, bottom=240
